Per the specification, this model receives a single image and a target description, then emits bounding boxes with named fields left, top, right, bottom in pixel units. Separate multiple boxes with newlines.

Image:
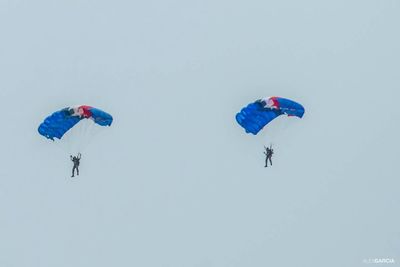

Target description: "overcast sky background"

left=1, top=0, right=399, bottom=266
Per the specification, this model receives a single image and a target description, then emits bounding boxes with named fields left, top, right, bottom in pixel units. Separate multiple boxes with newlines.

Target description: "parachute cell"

left=236, top=97, right=304, bottom=135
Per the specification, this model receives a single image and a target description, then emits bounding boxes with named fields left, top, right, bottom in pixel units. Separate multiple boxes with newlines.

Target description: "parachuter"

left=38, top=105, right=113, bottom=177
left=236, top=97, right=304, bottom=167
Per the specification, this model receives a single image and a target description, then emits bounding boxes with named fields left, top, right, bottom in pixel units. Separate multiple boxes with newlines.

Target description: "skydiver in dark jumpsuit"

left=264, top=146, right=274, bottom=167
left=70, top=153, right=81, bottom=177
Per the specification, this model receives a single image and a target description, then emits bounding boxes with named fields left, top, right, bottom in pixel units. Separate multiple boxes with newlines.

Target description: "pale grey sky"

left=0, top=0, right=399, bottom=266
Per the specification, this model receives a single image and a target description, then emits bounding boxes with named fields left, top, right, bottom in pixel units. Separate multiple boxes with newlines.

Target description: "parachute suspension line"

left=74, top=118, right=107, bottom=154
left=49, top=119, right=108, bottom=155
left=77, top=119, right=91, bottom=152
left=75, top=119, right=96, bottom=154
left=262, top=116, right=286, bottom=144
left=49, top=120, right=87, bottom=155
left=84, top=119, right=101, bottom=150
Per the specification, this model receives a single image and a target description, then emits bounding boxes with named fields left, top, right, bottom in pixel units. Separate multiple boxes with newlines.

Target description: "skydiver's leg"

left=72, top=166, right=75, bottom=177
left=265, top=158, right=268, bottom=167
left=269, top=157, right=272, bottom=166
left=77, top=167, right=79, bottom=176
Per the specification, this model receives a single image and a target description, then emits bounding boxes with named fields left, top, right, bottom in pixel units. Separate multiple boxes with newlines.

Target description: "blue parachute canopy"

left=38, top=105, right=113, bottom=140
left=236, top=97, right=305, bottom=135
